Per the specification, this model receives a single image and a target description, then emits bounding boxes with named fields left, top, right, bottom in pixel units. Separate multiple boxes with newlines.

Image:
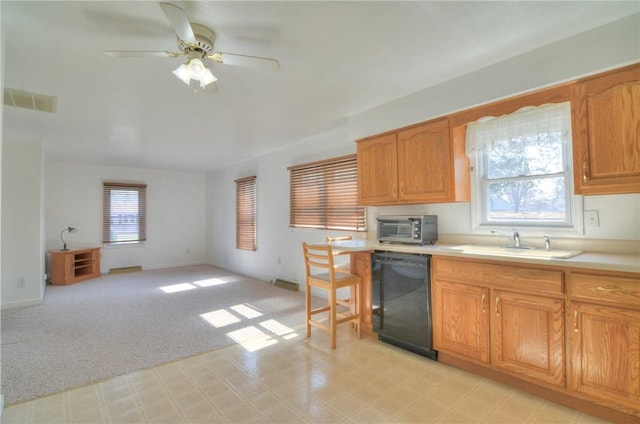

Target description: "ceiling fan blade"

left=160, top=2, right=196, bottom=43
left=211, top=52, right=280, bottom=71
left=104, top=50, right=180, bottom=58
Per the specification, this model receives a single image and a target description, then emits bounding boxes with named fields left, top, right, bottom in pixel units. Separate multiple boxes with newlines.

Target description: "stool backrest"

left=302, top=242, right=336, bottom=280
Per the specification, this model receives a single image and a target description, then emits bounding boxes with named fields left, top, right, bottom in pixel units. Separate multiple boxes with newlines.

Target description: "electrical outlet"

left=17, top=277, right=26, bottom=288
left=584, top=209, right=600, bottom=227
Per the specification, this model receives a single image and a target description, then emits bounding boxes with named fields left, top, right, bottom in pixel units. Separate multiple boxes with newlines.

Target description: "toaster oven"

left=377, top=215, right=438, bottom=245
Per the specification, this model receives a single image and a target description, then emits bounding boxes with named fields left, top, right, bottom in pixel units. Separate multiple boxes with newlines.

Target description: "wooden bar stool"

left=302, top=242, right=362, bottom=349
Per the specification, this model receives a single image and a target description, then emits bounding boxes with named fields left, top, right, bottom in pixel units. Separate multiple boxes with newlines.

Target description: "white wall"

left=206, top=14, right=640, bottom=286
left=1, top=138, right=45, bottom=308
left=347, top=14, right=640, bottom=141
left=45, top=162, right=207, bottom=273
left=207, top=127, right=363, bottom=287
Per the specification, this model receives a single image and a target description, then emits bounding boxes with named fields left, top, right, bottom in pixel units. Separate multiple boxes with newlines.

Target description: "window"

left=288, top=154, right=366, bottom=231
left=103, top=182, right=147, bottom=244
left=235, top=176, right=257, bottom=251
left=467, top=102, right=576, bottom=229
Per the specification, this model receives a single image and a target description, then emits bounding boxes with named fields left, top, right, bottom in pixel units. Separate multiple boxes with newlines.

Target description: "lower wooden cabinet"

left=433, top=280, right=490, bottom=363
left=50, top=247, right=101, bottom=285
left=432, top=257, right=565, bottom=387
left=432, top=256, right=640, bottom=422
left=567, top=270, right=640, bottom=417
left=492, top=290, right=564, bottom=387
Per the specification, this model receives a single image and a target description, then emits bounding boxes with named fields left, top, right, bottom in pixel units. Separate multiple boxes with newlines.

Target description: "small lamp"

left=60, top=227, right=77, bottom=251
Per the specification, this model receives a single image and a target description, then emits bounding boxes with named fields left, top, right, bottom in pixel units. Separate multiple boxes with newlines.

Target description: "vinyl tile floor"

left=2, top=327, right=613, bottom=424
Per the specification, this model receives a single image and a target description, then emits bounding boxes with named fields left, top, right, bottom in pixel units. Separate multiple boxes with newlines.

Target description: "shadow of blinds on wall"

left=288, top=154, right=366, bottom=231
left=235, top=176, right=257, bottom=251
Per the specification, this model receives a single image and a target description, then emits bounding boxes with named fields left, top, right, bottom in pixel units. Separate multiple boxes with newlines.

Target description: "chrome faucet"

left=511, top=229, right=521, bottom=248
left=491, top=228, right=534, bottom=249
left=544, top=235, right=551, bottom=251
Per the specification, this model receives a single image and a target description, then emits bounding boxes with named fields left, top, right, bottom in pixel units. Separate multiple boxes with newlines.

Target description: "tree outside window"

left=467, top=102, right=575, bottom=228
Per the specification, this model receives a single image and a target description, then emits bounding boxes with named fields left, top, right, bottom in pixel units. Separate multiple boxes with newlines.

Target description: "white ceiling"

left=2, top=1, right=638, bottom=172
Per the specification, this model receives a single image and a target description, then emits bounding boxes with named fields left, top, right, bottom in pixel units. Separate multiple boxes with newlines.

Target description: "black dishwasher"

left=371, top=251, right=437, bottom=360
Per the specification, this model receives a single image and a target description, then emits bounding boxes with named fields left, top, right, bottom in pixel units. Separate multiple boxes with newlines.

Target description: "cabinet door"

left=433, top=279, right=490, bottom=363
left=90, top=248, right=101, bottom=278
left=492, top=290, right=565, bottom=387
left=397, top=119, right=452, bottom=202
left=568, top=302, right=640, bottom=415
left=571, top=64, right=640, bottom=194
left=64, top=254, right=75, bottom=284
left=357, top=133, right=398, bottom=204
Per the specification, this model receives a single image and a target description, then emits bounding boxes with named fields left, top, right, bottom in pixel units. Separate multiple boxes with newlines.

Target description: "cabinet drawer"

left=434, top=257, right=563, bottom=295
left=568, top=272, right=640, bottom=309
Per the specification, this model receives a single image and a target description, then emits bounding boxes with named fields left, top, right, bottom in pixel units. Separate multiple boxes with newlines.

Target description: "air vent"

left=3, top=88, right=57, bottom=113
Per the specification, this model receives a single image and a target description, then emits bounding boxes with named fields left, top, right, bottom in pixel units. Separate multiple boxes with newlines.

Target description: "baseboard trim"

left=109, top=266, right=142, bottom=274
left=1, top=297, right=43, bottom=310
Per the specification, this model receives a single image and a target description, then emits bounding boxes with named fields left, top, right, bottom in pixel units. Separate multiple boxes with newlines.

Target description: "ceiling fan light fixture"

left=172, top=63, right=191, bottom=85
left=172, top=58, right=217, bottom=88
left=199, top=68, right=217, bottom=88
left=188, top=58, right=205, bottom=78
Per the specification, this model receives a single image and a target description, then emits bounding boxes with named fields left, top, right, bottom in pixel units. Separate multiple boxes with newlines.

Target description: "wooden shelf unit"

left=50, top=247, right=101, bottom=285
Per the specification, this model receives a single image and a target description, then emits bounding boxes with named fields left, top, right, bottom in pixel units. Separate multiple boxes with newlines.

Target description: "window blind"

left=103, top=182, right=147, bottom=244
left=235, top=176, right=257, bottom=251
left=288, top=154, right=366, bottom=231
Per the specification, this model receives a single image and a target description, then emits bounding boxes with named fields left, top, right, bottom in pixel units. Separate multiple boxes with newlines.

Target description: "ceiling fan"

left=104, top=2, right=280, bottom=91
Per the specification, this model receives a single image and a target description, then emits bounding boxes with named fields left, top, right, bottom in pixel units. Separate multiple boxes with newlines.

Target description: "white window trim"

left=467, top=103, right=584, bottom=237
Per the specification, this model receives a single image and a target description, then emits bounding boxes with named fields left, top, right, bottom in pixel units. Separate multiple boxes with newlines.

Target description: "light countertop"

left=329, top=240, right=640, bottom=274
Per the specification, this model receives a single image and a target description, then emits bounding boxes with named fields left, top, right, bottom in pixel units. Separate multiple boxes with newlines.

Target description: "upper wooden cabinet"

left=571, top=63, right=640, bottom=195
left=357, top=133, right=398, bottom=204
left=356, top=118, right=469, bottom=205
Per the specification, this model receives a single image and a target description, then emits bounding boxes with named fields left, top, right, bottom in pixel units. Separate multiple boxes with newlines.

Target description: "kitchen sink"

left=447, top=244, right=582, bottom=259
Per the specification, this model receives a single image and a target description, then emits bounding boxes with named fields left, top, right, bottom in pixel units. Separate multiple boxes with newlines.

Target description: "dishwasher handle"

left=373, top=252, right=430, bottom=269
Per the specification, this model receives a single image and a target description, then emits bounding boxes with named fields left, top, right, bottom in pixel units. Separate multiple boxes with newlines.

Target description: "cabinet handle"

left=573, top=309, right=579, bottom=333
left=481, top=294, right=486, bottom=313
left=495, top=297, right=500, bottom=317
left=596, top=285, right=629, bottom=294
left=391, top=184, right=396, bottom=197
left=582, top=161, right=590, bottom=182
left=399, top=183, right=404, bottom=197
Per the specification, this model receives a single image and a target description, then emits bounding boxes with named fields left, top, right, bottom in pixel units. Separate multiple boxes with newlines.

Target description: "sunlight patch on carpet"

left=231, top=303, right=263, bottom=319
left=201, top=309, right=242, bottom=327
left=160, top=283, right=197, bottom=293
left=194, top=278, right=230, bottom=287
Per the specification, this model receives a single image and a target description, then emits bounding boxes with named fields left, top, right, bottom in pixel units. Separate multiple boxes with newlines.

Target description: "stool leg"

left=330, top=287, right=337, bottom=349
left=356, top=281, right=362, bottom=339
left=305, top=282, right=311, bottom=338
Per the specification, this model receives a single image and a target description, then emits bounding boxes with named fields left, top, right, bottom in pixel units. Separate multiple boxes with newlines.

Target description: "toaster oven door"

left=377, top=219, right=416, bottom=243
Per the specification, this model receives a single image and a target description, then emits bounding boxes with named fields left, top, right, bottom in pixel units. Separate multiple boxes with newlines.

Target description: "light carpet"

left=1, top=264, right=317, bottom=406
